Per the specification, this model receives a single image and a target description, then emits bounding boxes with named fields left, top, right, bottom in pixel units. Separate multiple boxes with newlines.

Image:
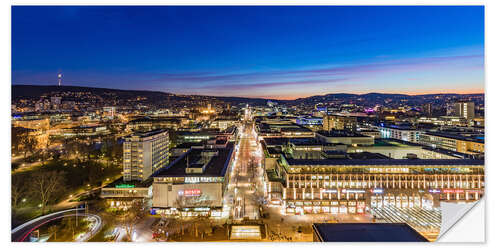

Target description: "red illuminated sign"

left=183, top=189, right=201, bottom=197
left=442, top=189, right=465, bottom=194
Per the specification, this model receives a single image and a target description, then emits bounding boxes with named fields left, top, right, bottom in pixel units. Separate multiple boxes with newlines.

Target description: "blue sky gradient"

left=12, top=6, right=484, bottom=99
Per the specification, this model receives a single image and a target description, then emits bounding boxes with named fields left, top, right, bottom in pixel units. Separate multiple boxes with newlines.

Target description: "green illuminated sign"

left=115, top=184, right=135, bottom=188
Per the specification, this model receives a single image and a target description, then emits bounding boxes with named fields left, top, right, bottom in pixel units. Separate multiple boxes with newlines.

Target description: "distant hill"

left=291, top=92, right=484, bottom=106
left=12, top=85, right=175, bottom=99
left=11, top=84, right=484, bottom=106
left=11, top=84, right=273, bottom=105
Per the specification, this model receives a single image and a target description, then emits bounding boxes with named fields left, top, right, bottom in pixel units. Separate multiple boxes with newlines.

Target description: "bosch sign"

left=179, top=189, right=201, bottom=197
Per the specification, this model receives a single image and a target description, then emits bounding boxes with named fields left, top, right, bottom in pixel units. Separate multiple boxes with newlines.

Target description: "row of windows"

left=286, top=180, right=482, bottom=189
left=287, top=173, right=483, bottom=181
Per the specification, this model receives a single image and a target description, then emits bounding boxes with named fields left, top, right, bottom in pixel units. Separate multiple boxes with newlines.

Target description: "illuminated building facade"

left=210, top=118, right=239, bottom=131
left=123, top=129, right=170, bottom=181
left=100, top=179, right=153, bottom=209
left=378, top=125, right=421, bottom=143
left=419, top=131, right=484, bottom=155
left=256, top=119, right=315, bottom=138
left=151, top=141, right=235, bottom=217
left=269, top=157, right=484, bottom=215
left=12, top=118, right=50, bottom=149
left=323, top=114, right=357, bottom=132
left=453, top=101, right=475, bottom=120
left=126, top=117, right=182, bottom=131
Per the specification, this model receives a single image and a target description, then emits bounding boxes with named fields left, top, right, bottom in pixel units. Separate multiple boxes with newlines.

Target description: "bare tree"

left=48, top=225, right=58, bottom=241
left=121, top=200, right=146, bottom=241
left=30, top=171, right=65, bottom=214
left=11, top=174, right=27, bottom=211
left=61, top=216, right=76, bottom=240
left=87, top=160, right=102, bottom=186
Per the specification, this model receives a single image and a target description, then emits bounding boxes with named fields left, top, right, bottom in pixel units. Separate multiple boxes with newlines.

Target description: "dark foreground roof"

left=152, top=142, right=234, bottom=177
left=313, top=223, right=428, bottom=242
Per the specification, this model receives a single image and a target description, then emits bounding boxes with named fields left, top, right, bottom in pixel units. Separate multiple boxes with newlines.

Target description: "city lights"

left=10, top=5, right=484, bottom=243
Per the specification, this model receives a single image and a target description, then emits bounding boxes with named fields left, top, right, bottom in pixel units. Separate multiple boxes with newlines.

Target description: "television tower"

left=58, top=73, right=62, bottom=86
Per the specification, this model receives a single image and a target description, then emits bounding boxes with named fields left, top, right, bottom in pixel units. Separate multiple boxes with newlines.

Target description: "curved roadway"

left=12, top=208, right=102, bottom=242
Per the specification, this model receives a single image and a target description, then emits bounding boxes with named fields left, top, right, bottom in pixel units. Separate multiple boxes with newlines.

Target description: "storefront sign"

left=182, top=189, right=201, bottom=196
left=322, top=189, right=338, bottom=193
left=443, top=189, right=464, bottom=194
left=341, top=189, right=366, bottom=194
left=115, top=184, right=135, bottom=188
left=370, top=188, right=384, bottom=194
left=428, top=189, right=441, bottom=193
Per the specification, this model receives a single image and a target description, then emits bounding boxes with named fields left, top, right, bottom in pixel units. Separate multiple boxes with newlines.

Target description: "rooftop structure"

left=312, top=223, right=428, bottom=242
left=316, top=130, right=374, bottom=146
left=152, top=142, right=234, bottom=177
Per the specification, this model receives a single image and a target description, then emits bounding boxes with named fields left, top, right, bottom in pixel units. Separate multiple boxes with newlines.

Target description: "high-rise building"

left=453, top=101, right=475, bottom=120
left=58, top=73, right=62, bottom=86
left=323, top=114, right=357, bottom=132
left=123, top=129, right=170, bottom=182
left=422, top=103, right=432, bottom=117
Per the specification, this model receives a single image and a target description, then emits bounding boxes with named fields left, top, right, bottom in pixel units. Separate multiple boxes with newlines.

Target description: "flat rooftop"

left=127, top=129, right=167, bottom=138
left=317, top=130, right=369, bottom=138
left=263, top=137, right=290, bottom=146
left=263, top=137, right=343, bottom=147
left=378, top=125, right=417, bottom=131
left=280, top=126, right=313, bottom=132
left=174, top=142, right=205, bottom=149
left=152, top=142, right=234, bottom=177
left=313, top=223, right=428, bottom=242
left=424, top=131, right=484, bottom=143
left=422, top=146, right=481, bottom=159
left=285, top=157, right=484, bottom=166
left=373, top=138, right=420, bottom=147
left=103, top=177, right=153, bottom=188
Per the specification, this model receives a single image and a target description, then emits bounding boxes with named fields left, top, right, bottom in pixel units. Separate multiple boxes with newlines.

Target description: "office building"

left=316, top=130, right=374, bottom=146
left=323, top=114, right=357, bottom=132
left=151, top=140, right=235, bottom=217
left=419, top=131, right=484, bottom=155
left=453, top=101, right=475, bottom=120
left=378, top=125, right=421, bottom=143
left=123, top=129, right=170, bottom=182
left=266, top=156, right=483, bottom=215
left=422, top=103, right=432, bottom=117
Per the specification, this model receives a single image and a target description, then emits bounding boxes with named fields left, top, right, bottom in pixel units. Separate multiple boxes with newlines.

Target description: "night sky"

left=12, top=6, right=484, bottom=100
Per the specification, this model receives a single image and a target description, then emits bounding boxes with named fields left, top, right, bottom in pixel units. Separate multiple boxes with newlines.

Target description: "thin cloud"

left=193, top=78, right=350, bottom=91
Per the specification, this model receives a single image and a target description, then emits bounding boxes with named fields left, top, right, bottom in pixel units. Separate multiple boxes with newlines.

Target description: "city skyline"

left=10, top=5, right=485, bottom=243
left=12, top=6, right=484, bottom=100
